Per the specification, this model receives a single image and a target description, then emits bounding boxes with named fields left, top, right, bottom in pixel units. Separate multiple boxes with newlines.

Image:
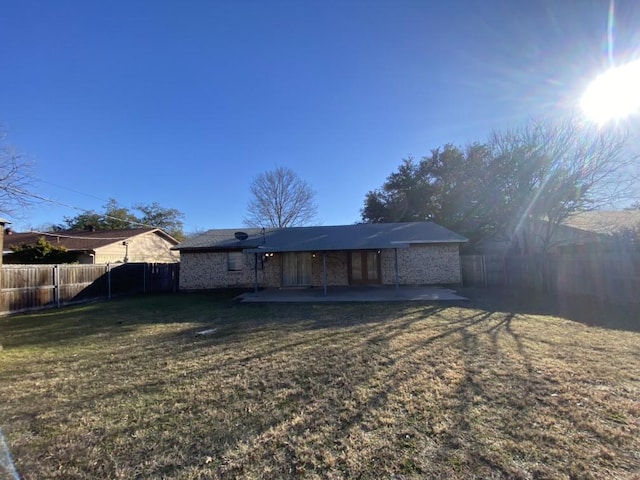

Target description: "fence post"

left=107, top=263, right=111, bottom=300
left=482, top=255, right=487, bottom=288
left=502, top=255, right=507, bottom=287
left=143, top=263, right=147, bottom=293
left=173, top=263, right=179, bottom=293
left=0, top=219, right=7, bottom=312
left=54, top=264, right=61, bottom=308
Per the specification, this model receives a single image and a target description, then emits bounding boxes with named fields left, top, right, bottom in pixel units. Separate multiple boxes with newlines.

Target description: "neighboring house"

left=481, top=210, right=640, bottom=255
left=174, top=222, right=467, bottom=291
left=3, top=228, right=180, bottom=264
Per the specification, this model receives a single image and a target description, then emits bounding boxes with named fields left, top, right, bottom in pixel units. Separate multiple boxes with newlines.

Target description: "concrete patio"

left=237, top=285, right=467, bottom=303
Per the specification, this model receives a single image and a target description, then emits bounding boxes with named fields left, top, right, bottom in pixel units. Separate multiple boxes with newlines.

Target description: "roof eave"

left=244, top=244, right=413, bottom=253
left=173, top=244, right=261, bottom=252
left=394, top=239, right=468, bottom=245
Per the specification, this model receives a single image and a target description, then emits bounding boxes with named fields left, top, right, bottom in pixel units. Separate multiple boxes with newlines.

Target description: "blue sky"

left=1, top=0, right=639, bottom=233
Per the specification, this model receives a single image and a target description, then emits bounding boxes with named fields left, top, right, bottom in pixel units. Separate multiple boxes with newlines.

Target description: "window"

left=227, top=252, right=243, bottom=271
left=348, top=250, right=381, bottom=285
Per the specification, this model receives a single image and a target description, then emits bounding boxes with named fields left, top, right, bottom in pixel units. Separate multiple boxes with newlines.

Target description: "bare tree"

left=491, top=117, right=639, bottom=253
left=0, top=128, right=36, bottom=217
left=244, top=167, right=318, bottom=227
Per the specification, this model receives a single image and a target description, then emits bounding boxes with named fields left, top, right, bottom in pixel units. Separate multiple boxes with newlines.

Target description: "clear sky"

left=1, top=0, right=639, bottom=233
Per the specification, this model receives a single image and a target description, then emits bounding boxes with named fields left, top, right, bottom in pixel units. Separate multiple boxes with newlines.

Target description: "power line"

left=25, top=230, right=152, bottom=241
left=36, top=178, right=110, bottom=203
left=1, top=186, right=158, bottom=229
left=2, top=184, right=207, bottom=234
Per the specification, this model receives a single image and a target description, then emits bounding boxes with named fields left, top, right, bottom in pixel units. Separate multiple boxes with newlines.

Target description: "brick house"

left=174, top=222, right=467, bottom=291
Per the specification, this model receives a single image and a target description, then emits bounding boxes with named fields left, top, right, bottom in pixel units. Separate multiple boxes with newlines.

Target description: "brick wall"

left=179, top=244, right=461, bottom=290
left=310, top=251, right=350, bottom=286
left=180, top=252, right=247, bottom=289
left=380, top=244, right=461, bottom=285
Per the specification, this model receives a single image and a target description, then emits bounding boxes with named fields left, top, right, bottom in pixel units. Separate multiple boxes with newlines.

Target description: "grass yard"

left=0, top=289, right=639, bottom=479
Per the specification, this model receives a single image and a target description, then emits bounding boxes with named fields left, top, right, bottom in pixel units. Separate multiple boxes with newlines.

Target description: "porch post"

left=254, top=253, right=259, bottom=294
left=322, top=252, right=327, bottom=296
left=107, top=263, right=112, bottom=300
left=394, top=248, right=399, bottom=291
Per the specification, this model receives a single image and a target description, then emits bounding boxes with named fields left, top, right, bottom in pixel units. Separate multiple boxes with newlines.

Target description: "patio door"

left=348, top=250, right=381, bottom=285
left=282, top=252, right=312, bottom=287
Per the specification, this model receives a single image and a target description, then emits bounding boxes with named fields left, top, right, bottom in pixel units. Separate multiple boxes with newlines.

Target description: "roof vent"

left=234, top=231, right=249, bottom=241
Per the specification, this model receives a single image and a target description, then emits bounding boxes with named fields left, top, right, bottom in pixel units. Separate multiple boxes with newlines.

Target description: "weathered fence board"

left=461, top=255, right=486, bottom=287
left=0, top=263, right=178, bottom=315
left=462, top=253, right=640, bottom=304
left=461, top=255, right=507, bottom=287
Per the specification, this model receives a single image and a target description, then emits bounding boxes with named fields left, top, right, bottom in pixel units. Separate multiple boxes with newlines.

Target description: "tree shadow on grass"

left=459, top=287, right=640, bottom=332
left=0, top=292, right=253, bottom=350
left=5, top=290, right=638, bottom=479
left=196, top=306, right=493, bottom=478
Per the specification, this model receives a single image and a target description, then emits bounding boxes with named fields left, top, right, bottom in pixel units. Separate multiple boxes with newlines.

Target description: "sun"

left=580, top=59, right=640, bottom=125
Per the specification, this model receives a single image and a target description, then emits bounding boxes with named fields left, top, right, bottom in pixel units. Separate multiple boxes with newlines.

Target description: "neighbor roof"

left=562, top=211, right=640, bottom=236
left=175, top=222, right=467, bottom=253
left=4, top=228, right=179, bottom=253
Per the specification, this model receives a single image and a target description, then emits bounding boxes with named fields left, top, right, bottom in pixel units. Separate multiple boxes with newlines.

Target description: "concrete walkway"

left=237, top=285, right=467, bottom=303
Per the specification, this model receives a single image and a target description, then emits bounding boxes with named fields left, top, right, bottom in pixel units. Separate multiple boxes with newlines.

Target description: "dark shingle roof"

left=175, top=222, right=467, bottom=253
left=176, top=228, right=266, bottom=250
left=4, top=228, right=178, bottom=252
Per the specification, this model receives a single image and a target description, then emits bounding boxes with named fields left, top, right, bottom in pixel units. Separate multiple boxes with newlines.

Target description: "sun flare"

left=581, top=59, right=640, bottom=124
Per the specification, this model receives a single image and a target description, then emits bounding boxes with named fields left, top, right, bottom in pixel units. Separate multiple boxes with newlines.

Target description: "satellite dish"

left=234, top=231, right=249, bottom=241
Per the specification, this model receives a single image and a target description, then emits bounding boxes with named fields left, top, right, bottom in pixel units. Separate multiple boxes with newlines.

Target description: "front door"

left=282, top=252, right=312, bottom=287
left=348, top=250, right=381, bottom=285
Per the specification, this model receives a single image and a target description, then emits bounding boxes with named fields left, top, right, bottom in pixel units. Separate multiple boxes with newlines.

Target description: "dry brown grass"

left=1, top=290, right=639, bottom=479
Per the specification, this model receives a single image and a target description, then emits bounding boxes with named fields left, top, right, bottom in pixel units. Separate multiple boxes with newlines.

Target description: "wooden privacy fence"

left=461, top=255, right=507, bottom=287
left=0, top=263, right=178, bottom=315
left=462, top=253, right=640, bottom=304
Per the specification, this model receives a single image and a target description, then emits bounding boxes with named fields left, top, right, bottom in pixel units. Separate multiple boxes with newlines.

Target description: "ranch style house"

left=174, top=222, right=467, bottom=292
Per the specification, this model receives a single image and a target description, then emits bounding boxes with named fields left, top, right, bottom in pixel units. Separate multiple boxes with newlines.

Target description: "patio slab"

left=237, top=285, right=467, bottom=303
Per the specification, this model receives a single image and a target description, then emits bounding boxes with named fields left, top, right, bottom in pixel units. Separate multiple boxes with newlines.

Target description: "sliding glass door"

left=348, top=250, right=381, bottom=285
left=282, top=252, right=312, bottom=287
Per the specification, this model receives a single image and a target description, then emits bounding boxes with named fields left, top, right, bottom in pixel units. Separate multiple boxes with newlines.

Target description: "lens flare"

left=581, top=59, right=640, bottom=124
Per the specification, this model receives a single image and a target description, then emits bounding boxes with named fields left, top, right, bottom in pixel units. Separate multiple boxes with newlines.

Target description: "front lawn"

left=1, top=290, right=638, bottom=479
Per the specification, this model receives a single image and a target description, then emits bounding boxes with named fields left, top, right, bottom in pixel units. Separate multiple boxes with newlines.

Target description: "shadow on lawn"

left=169, top=305, right=495, bottom=478
left=0, top=292, right=244, bottom=349
left=11, top=308, right=549, bottom=477
left=6, top=288, right=638, bottom=479
left=459, top=287, right=640, bottom=333
left=214, top=305, right=533, bottom=478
